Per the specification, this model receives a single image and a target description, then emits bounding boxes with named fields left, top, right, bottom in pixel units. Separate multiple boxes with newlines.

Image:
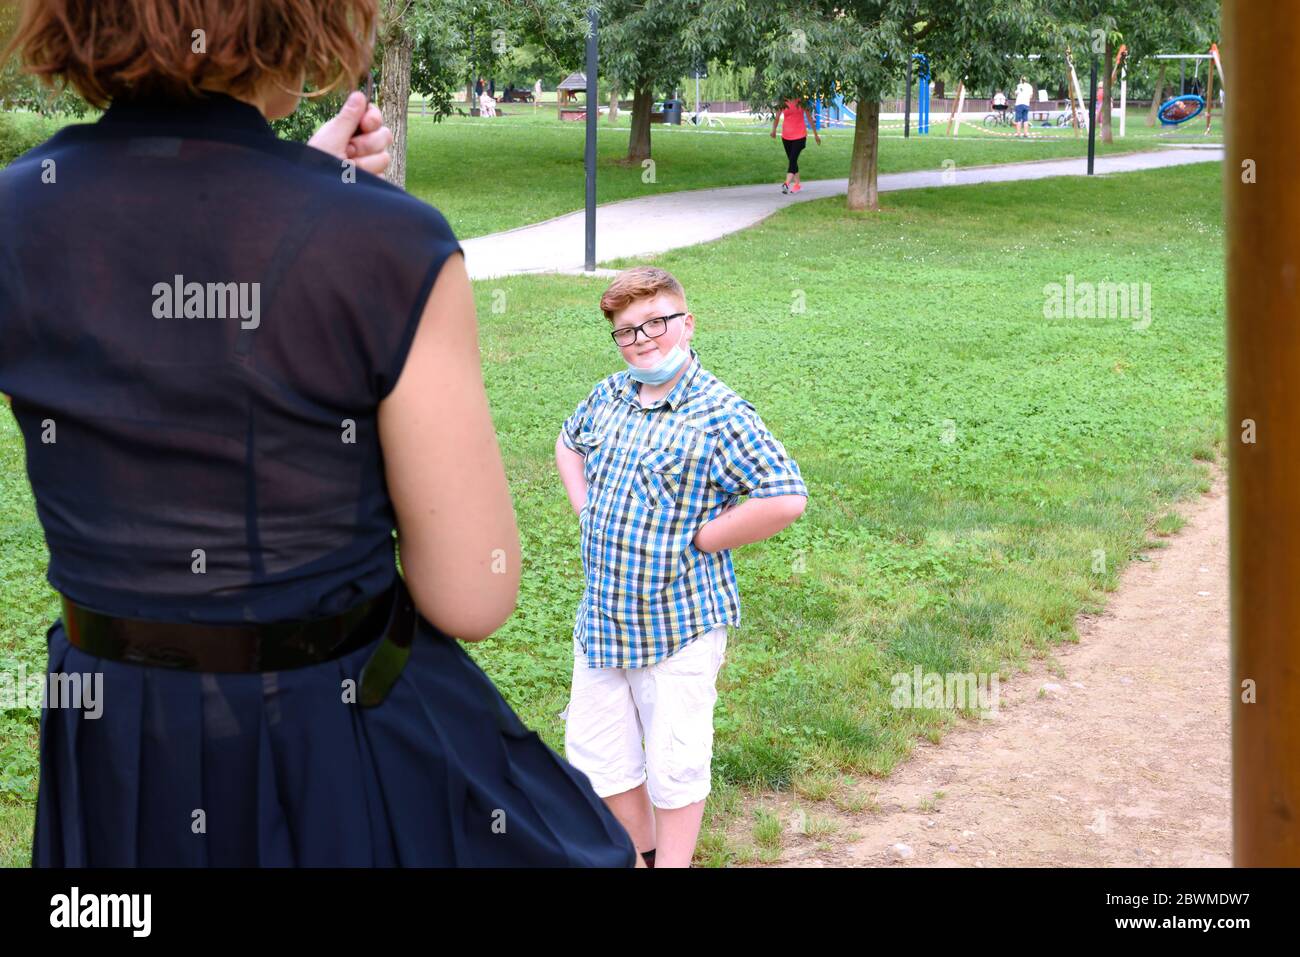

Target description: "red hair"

left=2, top=0, right=377, bottom=108
left=599, top=267, right=687, bottom=323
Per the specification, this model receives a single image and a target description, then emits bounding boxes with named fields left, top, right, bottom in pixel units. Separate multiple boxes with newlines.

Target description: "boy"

left=554, top=266, right=808, bottom=867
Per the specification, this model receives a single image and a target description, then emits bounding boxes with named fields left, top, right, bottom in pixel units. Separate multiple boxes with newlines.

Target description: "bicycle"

left=983, top=107, right=1013, bottom=128
left=1055, top=107, right=1089, bottom=129
left=688, top=102, right=722, bottom=127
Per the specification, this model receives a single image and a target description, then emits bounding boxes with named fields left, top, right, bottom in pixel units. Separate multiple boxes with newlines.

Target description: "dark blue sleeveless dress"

left=0, top=93, right=635, bottom=867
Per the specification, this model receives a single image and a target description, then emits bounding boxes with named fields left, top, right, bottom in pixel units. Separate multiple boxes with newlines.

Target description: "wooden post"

left=945, top=80, right=964, bottom=136
left=1204, top=49, right=1216, bottom=134
left=1205, top=42, right=1224, bottom=135
left=1066, top=47, right=1085, bottom=138
left=1225, top=2, right=1300, bottom=866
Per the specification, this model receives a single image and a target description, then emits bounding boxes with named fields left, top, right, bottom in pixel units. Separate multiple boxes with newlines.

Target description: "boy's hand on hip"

left=693, top=495, right=806, bottom=553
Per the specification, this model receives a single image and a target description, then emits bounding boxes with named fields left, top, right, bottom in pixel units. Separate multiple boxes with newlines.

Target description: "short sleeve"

left=372, top=201, right=464, bottom=402
left=708, top=404, right=808, bottom=499
left=560, top=389, right=595, bottom=455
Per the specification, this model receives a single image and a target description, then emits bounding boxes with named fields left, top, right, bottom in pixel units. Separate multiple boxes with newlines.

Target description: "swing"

left=1159, top=56, right=1206, bottom=125
left=1159, top=93, right=1205, bottom=125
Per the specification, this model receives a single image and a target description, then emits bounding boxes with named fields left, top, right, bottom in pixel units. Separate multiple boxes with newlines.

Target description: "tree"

left=595, top=0, right=715, bottom=164
left=693, top=0, right=1043, bottom=211
left=1050, top=0, right=1220, bottom=143
left=376, top=0, right=586, bottom=186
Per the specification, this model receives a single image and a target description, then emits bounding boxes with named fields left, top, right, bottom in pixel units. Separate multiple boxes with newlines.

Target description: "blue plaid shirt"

left=561, top=350, right=807, bottom=669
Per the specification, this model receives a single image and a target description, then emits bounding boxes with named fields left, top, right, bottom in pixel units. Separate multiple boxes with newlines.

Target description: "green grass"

left=454, top=160, right=1224, bottom=862
left=0, top=131, right=1223, bottom=865
left=2, top=103, right=1219, bottom=240
left=407, top=106, right=1219, bottom=238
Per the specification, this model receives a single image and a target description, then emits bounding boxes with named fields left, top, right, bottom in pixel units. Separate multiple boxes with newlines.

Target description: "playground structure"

left=1153, top=45, right=1224, bottom=133
left=812, top=82, right=855, bottom=129
left=913, top=53, right=931, bottom=134
left=810, top=53, right=932, bottom=134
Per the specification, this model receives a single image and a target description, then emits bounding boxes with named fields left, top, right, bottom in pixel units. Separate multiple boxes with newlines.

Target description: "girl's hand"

left=308, top=91, right=393, bottom=175
left=814, top=133, right=822, bottom=144
left=771, top=130, right=777, bottom=138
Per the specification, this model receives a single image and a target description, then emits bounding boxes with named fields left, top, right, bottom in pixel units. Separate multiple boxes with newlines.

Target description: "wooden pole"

left=1225, top=2, right=1300, bottom=866
left=1066, top=47, right=1085, bottom=138
left=945, top=80, right=964, bottom=135
left=1205, top=47, right=1216, bottom=134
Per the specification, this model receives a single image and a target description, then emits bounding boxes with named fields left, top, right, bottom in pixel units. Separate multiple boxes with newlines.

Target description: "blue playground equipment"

left=912, top=53, right=931, bottom=134
left=812, top=84, right=855, bottom=129
left=1158, top=93, right=1205, bottom=125
left=807, top=52, right=930, bottom=133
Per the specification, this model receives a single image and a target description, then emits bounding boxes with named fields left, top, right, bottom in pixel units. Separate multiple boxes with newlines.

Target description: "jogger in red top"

left=771, top=96, right=821, bottom=194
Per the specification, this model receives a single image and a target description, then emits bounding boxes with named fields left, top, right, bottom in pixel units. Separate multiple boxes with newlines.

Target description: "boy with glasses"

left=554, top=266, right=808, bottom=867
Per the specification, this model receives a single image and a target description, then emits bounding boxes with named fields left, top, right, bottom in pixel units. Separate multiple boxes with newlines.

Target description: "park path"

left=462, top=147, right=1224, bottom=280
left=740, top=471, right=1230, bottom=868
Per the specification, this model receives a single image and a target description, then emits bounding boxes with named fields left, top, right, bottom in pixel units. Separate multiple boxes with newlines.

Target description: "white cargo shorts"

left=561, top=626, right=727, bottom=810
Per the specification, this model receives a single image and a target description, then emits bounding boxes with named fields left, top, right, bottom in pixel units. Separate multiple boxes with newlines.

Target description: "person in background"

left=770, top=95, right=821, bottom=194
left=1013, top=75, right=1035, bottom=138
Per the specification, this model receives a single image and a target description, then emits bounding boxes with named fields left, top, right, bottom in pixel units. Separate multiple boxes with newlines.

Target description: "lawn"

left=0, top=118, right=1223, bottom=866
left=1, top=105, right=1220, bottom=240
left=405, top=105, right=1221, bottom=237
left=458, top=159, right=1224, bottom=864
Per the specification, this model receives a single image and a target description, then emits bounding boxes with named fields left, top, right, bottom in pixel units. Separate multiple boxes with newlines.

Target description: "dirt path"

left=742, top=472, right=1230, bottom=867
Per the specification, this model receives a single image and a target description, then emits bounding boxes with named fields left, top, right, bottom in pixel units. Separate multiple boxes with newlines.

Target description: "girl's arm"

left=805, top=108, right=821, bottom=140
left=379, top=254, right=521, bottom=642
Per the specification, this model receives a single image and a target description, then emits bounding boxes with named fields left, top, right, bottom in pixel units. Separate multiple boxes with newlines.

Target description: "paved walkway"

left=462, top=148, right=1223, bottom=281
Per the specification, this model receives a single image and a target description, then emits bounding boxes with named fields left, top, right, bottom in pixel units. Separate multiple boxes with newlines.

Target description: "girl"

left=771, top=95, right=822, bottom=193
left=1, top=0, right=637, bottom=868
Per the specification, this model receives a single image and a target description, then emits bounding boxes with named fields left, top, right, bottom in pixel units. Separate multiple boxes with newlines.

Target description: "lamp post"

left=584, top=6, right=598, bottom=272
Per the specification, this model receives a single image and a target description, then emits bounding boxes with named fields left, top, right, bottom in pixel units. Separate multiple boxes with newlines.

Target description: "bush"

left=0, top=111, right=56, bottom=168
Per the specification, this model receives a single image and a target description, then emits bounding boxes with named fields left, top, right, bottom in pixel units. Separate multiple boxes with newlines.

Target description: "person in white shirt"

left=1013, top=76, right=1034, bottom=138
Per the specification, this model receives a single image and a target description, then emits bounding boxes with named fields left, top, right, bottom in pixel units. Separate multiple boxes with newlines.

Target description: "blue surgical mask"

left=626, top=320, right=689, bottom=385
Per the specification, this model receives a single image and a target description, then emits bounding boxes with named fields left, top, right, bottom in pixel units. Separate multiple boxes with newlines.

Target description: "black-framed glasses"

left=610, top=312, right=685, bottom=347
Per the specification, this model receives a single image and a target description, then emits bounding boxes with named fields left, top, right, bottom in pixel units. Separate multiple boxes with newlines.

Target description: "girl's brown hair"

left=2, top=0, right=378, bottom=108
left=599, top=266, right=687, bottom=323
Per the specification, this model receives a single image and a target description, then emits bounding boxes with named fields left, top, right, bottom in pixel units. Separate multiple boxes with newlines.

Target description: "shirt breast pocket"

left=633, top=447, right=686, bottom=510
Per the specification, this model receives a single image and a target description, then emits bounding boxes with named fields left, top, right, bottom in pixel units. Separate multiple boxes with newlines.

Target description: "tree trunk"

left=1101, top=35, right=1113, bottom=144
left=378, top=11, right=413, bottom=189
left=608, top=82, right=619, bottom=124
left=1146, top=62, right=1167, bottom=127
left=626, top=84, right=652, bottom=163
left=846, top=98, right=880, bottom=211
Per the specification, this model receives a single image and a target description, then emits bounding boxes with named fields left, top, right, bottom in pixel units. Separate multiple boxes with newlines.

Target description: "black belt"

left=59, top=575, right=419, bottom=706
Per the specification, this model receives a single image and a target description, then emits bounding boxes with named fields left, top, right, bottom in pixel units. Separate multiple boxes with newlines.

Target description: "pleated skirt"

left=32, top=611, right=637, bottom=867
